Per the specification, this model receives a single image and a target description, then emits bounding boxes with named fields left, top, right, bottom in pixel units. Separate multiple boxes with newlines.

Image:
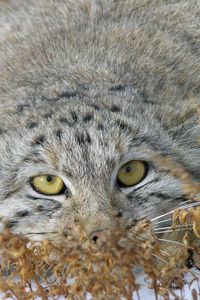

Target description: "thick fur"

left=0, top=0, right=199, bottom=243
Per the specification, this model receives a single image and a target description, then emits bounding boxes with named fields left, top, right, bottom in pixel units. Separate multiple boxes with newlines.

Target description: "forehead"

left=3, top=99, right=139, bottom=178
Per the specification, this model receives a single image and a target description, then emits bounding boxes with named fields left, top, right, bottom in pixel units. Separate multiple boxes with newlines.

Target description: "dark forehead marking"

left=110, top=105, right=121, bottom=113
left=71, top=111, right=78, bottom=122
left=82, top=114, right=93, bottom=123
left=41, top=90, right=78, bottom=102
left=115, top=120, right=132, bottom=132
left=59, top=117, right=69, bottom=125
left=0, top=128, right=6, bottom=134
left=26, top=122, right=38, bottom=129
left=31, top=135, right=46, bottom=146
left=15, top=210, right=30, bottom=218
left=91, top=103, right=100, bottom=111
left=60, top=90, right=78, bottom=99
left=16, top=103, right=30, bottom=113
left=43, top=111, right=53, bottom=119
left=55, top=129, right=63, bottom=141
left=109, top=85, right=126, bottom=92
left=97, top=123, right=104, bottom=130
left=76, top=132, right=92, bottom=145
left=23, top=158, right=46, bottom=164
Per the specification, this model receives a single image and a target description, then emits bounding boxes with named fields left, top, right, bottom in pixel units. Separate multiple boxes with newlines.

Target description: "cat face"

left=0, top=96, right=197, bottom=244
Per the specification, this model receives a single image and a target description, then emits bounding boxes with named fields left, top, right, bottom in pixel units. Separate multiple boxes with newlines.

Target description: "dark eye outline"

left=116, top=161, right=149, bottom=188
left=30, top=175, right=68, bottom=196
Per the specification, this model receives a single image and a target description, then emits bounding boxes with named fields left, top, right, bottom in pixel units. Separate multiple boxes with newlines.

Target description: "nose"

left=90, top=229, right=109, bottom=244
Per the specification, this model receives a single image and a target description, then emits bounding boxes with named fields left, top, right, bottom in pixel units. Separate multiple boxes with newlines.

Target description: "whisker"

left=135, top=236, right=145, bottom=241
left=180, top=202, right=200, bottom=210
left=136, top=236, right=169, bottom=261
left=153, top=218, right=172, bottom=225
left=160, top=250, right=170, bottom=257
left=151, top=202, right=200, bottom=223
left=180, top=200, right=192, bottom=205
left=154, top=224, right=193, bottom=231
left=43, top=264, right=54, bottom=277
left=151, top=210, right=180, bottom=222
left=26, top=231, right=58, bottom=235
left=158, top=238, right=185, bottom=246
left=152, top=254, right=167, bottom=264
left=155, top=228, right=192, bottom=234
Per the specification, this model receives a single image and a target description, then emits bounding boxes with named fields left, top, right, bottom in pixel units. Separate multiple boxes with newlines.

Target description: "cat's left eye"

left=31, top=175, right=66, bottom=195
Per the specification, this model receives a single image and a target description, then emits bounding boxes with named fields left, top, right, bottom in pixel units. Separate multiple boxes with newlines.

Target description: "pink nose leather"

left=90, top=230, right=109, bottom=243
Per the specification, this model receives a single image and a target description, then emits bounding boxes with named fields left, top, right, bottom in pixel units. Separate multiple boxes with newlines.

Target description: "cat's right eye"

left=30, top=175, right=66, bottom=195
left=117, top=160, right=147, bottom=188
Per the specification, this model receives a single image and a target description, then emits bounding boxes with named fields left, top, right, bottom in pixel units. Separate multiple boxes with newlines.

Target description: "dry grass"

left=0, top=209, right=199, bottom=300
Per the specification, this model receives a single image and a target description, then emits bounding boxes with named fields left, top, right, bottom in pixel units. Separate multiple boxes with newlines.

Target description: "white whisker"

left=153, top=218, right=172, bottom=225
left=154, top=224, right=193, bottom=231
left=158, top=238, right=185, bottom=246
left=135, top=236, right=145, bottom=241
left=27, top=231, right=58, bottom=235
left=160, top=250, right=170, bottom=257
left=180, top=202, right=200, bottom=210
left=151, top=201, right=200, bottom=222
left=156, top=228, right=192, bottom=234
left=152, top=254, right=167, bottom=263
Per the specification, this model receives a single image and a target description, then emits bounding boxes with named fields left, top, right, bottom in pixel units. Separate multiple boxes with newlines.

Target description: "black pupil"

left=125, top=165, right=132, bottom=173
left=46, top=175, right=53, bottom=182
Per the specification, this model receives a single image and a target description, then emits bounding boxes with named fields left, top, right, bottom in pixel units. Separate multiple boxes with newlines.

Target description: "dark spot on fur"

left=59, top=117, right=69, bottom=124
left=97, top=123, right=104, bottom=130
left=106, top=158, right=115, bottom=169
left=36, top=202, right=61, bottom=214
left=56, top=129, right=63, bottom=140
left=110, top=105, right=121, bottom=113
left=83, top=114, right=93, bottom=123
left=116, top=211, right=123, bottom=218
left=109, top=85, right=125, bottom=92
left=115, top=120, right=131, bottom=132
left=71, top=111, right=78, bottom=122
left=43, top=111, right=53, bottom=119
left=42, top=91, right=79, bottom=102
left=85, top=133, right=92, bottom=144
left=76, top=132, right=92, bottom=145
left=7, top=220, right=18, bottom=228
left=36, top=205, right=45, bottom=212
left=15, top=210, right=30, bottom=218
left=26, top=122, right=38, bottom=129
left=59, top=91, right=78, bottom=99
left=32, top=135, right=46, bottom=146
left=0, top=128, right=5, bottom=134
left=16, top=103, right=30, bottom=113
left=91, top=104, right=100, bottom=111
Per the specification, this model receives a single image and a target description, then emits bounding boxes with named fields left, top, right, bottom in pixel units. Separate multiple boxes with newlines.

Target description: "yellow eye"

left=117, top=160, right=147, bottom=187
left=31, top=175, right=65, bottom=195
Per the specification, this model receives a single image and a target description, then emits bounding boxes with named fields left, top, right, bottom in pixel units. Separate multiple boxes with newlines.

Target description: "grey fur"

left=0, top=0, right=199, bottom=243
